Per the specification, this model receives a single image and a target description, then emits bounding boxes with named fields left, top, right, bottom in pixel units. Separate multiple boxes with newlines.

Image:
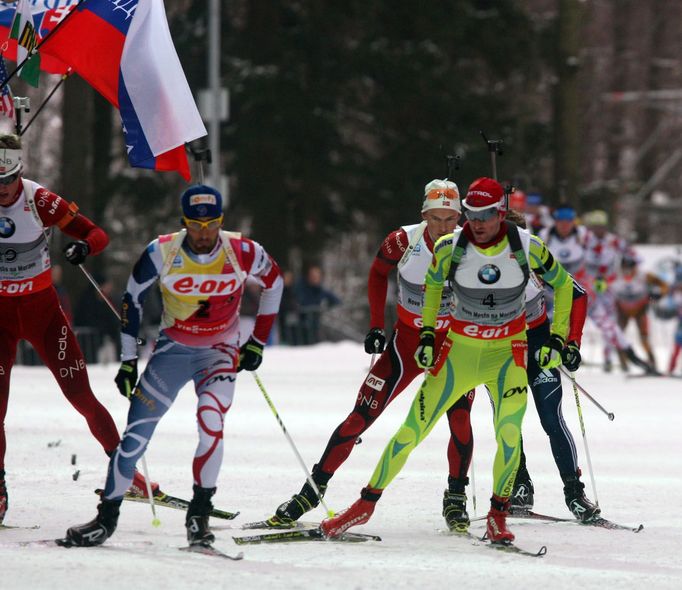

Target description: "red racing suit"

left=314, top=223, right=473, bottom=482
left=0, top=179, right=120, bottom=470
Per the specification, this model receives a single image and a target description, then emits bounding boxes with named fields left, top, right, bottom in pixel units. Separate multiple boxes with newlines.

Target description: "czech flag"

left=40, top=0, right=206, bottom=180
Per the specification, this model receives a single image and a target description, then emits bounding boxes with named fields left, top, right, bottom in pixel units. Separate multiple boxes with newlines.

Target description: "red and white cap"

left=422, top=179, right=461, bottom=213
left=463, top=177, right=505, bottom=211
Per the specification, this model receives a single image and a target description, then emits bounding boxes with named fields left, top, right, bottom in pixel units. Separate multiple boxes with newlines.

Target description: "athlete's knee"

left=447, top=408, right=472, bottom=435
left=395, top=423, right=420, bottom=449
left=197, top=404, right=225, bottom=438
left=338, top=412, right=369, bottom=438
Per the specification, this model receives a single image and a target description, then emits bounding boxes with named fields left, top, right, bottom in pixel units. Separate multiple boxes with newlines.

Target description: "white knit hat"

left=422, top=179, right=461, bottom=213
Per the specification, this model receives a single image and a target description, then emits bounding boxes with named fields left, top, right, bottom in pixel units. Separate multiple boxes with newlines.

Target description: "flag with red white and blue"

left=0, top=56, right=15, bottom=120
left=39, top=0, right=206, bottom=180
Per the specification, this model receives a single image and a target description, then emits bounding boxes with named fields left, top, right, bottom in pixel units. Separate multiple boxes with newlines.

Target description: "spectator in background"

left=73, top=272, right=121, bottom=363
left=295, top=264, right=341, bottom=344
left=239, top=277, right=262, bottom=343
left=278, top=270, right=301, bottom=345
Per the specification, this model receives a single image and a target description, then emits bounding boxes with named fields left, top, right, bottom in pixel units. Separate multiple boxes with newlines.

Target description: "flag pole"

left=0, top=0, right=87, bottom=89
left=19, top=69, right=72, bottom=136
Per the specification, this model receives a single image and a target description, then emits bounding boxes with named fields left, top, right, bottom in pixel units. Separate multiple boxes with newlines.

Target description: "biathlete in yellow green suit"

left=321, top=177, right=574, bottom=543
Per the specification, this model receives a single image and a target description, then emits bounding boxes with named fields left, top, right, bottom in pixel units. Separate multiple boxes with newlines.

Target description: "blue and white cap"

left=0, top=148, right=22, bottom=178
left=181, top=184, right=223, bottom=219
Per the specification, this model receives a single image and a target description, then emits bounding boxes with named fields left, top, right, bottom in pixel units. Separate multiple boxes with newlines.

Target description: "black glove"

left=238, top=337, right=264, bottom=372
left=63, top=240, right=90, bottom=265
left=538, top=334, right=565, bottom=369
left=364, top=328, right=386, bottom=354
left=114, top=359, right=138, bottom=398
left=561, top=341, right=581, bottom=372
left=414, top=327, right=436, bottom=369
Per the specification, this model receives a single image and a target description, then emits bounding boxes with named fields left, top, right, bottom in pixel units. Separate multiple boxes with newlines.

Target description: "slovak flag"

left=40, top=0, right=206, bottom=180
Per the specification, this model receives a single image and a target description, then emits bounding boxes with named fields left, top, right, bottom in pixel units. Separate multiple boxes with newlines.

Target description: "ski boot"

left=442, top=476, right=469, bottom=532
left=509, top=470, right=534, bottom=515
left=0, top=469, right=7, bottom=524
left=624, top=347, right=660, bottom=375
left=486, top=495, right=514, bottom=543
left=186, top=485, right=216, bottom=547
left=320, top=487, right=380, bottom=538
left=64, top=498, right=122, bottom=546
left=272, top=478, right=328, bottom=527
left=563, top=473, right=600, bottom=522
left=127, top=469, right=160, bottom=498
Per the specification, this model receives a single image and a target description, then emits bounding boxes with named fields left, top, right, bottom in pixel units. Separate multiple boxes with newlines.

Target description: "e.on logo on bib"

left=165, top=274, right=239, bottom=296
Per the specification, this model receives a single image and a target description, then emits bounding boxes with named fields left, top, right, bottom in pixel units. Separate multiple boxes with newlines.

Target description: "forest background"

left=3, top=0, right=682, bottom=340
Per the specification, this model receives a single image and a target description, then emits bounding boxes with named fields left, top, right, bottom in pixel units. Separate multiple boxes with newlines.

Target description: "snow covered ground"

left=1, top=340, right=681, bottom=589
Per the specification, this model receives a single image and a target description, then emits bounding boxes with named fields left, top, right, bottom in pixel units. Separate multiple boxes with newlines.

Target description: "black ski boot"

left=186, top=485, right=216, bottom=547
left=624, top=347, right=660, bottom=375
left=0, top=469, right=7, bottom=524
left=273, top=478, right=328, bottom=526
left=64, top=498, right=122, bottom=546
left=442, top=477, right=469, bottom=532
left=563, top=473, right=600, bottom=522
left=509, top=455, right=534, bottom=514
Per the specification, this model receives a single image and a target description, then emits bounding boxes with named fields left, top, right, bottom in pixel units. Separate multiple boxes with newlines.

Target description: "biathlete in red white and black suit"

left=64, top=184, right=283, bottom=548
left=0, top=134, right=121, bottom=524
left=267, top=179, right=473, bottom=527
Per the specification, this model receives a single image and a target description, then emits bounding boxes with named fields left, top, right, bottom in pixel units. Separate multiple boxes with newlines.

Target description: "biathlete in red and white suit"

left=268, top=179, right=468, bottom=527
left=542, top=206, right=654, bottom=373
left=63, top=184, right=283, bottom=547
left=0, top=136, right=120, bottom=524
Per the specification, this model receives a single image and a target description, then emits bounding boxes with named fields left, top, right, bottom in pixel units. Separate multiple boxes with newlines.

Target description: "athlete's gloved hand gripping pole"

left=251, top=371, right=335, bottom=519
left=74, top=264, right=158, bottom=524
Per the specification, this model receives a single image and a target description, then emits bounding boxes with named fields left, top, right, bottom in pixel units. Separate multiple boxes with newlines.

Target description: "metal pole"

left=570, top=373, right=600, bottom=507
left=208, top=0, right=220, bottom=189
left=251, top=371, right=334, bottom=517
left=559, top=366, right=615, bottom=420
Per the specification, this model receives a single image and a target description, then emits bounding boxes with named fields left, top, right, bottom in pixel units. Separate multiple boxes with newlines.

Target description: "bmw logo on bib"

left=0, top=217, right=16, bottom=238
left=478, top=264, right=501, bottom=284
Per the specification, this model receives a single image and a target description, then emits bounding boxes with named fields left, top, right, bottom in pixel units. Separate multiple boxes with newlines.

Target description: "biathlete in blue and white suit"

left=64, top=184, right=283, bottom=548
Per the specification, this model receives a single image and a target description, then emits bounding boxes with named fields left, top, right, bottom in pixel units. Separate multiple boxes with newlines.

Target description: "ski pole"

left=469, top=451, right=477, bottom=517
left=76, top=264, right=146, bottom=346
left=140, top=454, right=161, bottom=528
left=559, top=366, right=615, bottom=420
left=122, top=379, right=160, bottom=526
left=251, top=371, right=334, bottom=517
left=570, top=371, right=600, bottom=507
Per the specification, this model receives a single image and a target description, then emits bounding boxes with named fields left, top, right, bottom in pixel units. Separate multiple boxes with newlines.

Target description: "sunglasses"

left=183, top=214, right=223, bottom=230
left=464, top=207, right=498, bottom=222
left=0, top=173, right=19, bottom=186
